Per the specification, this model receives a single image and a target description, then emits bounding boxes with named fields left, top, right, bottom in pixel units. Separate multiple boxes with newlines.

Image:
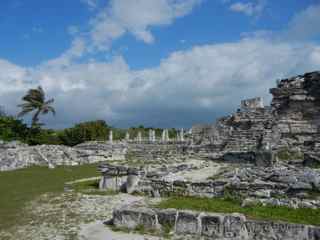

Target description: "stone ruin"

left=241, top=97, right=264, bottom=111
left=112, top=205, right=320, bottom=240
left=2, top=72, right=320, bottom=170
left=1, top=71, right=320, bottom=239
left=97, top=72, right=320, bottom=239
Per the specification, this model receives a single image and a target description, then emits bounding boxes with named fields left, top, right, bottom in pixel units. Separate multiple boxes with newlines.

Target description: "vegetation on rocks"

left=276, top=147, right=304, bottom=161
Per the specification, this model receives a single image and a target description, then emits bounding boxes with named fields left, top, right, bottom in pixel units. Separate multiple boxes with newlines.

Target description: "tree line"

left=0, top=86, right=177, bottom=146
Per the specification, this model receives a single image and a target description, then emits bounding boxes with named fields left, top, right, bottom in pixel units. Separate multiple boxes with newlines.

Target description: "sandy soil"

left=79, top=221, right=162, bottom=240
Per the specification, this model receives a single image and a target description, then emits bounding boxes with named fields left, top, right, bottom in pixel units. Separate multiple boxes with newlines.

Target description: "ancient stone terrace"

left=112, top=205, right=320, bottom=240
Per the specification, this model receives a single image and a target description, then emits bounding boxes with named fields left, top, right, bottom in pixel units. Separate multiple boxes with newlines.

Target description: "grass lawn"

left=0, top=163, right=101, bottom=230
left=156, top=197, right=320, bottom=226
left=69, top=179, right=119, bottom=196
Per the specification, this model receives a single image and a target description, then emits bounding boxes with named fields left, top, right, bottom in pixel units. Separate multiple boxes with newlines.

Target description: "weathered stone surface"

left=112, top=206, right=319, bottom=239
left=156, top=209, right=177, bottom=227
left=100, top=162, right=320, bottom=208
left=175, top=211, right=199, bottom=235
left=201, top=213, right=224, bottom=238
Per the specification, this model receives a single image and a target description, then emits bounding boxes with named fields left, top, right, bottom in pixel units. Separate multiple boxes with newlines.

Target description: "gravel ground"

left=0, top=192, right=149, bottom=240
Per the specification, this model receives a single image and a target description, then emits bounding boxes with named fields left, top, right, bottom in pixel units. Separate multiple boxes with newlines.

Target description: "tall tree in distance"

left=18, top=86, right=56, bottom=127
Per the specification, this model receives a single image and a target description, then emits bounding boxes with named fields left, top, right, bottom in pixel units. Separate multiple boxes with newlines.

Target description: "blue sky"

left=1, top=0, right=320, bottom=129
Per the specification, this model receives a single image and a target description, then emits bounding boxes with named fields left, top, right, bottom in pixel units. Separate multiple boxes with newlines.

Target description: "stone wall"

left=241, top=97, right=264, bottom=111
left=270, top=72, right=320, bottom=154
left=99, top=163, right=320, bottom=208
left=112, top=206, right=320, bottom=240
left=186, top=71, right=320, bottom=164
left=0, top=141, right=128, bottom=171
left=125, top=142, right=189, bottom=163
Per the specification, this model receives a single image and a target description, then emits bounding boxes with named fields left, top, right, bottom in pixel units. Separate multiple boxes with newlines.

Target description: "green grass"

left=0, top=163, right=101, bottom=230
left=276, top=148, right=303, bottom=161
left=70, top=179, right=119, bottom=196
left=156, top=197, right=320, bottom=226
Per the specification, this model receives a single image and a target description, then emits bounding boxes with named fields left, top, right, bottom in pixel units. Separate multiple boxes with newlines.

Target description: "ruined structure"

left=2, top=71, right=320, bottom=239
left=2, top=71, right=320, bottom=171
left=193, top=71, right=320, bottom=161
left=113, top=206, right=320, bottom=240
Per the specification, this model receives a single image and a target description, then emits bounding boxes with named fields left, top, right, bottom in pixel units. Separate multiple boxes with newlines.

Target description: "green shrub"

left=58, top=120, right=110, bottom=146
left=0, top=116, right=29, bottom=142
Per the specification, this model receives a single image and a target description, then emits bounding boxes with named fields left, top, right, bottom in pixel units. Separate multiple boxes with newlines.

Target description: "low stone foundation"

left=112, top=206, right=320, bottom=240
left=100, top=163, right=320, bottom=208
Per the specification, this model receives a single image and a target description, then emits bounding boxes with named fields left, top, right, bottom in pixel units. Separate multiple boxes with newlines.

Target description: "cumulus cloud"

left=45, top=37, right=86, bottom=68
left=229, top=0, right=266, bottom=16
left=284, top=4, right=320, bottom=41
left=1, top=39, right=320, bottom=128
left=1, top=1, right=320, bottom=128
left=88, top=0, right=202, bottom=50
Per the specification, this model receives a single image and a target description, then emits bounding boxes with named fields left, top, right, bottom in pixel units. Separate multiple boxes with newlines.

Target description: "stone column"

left=180, top=128, right=185, bottom=142
left=166, top=129, right=170, bottom=142
left=125, top=132, right=130, bottom=141
left=126, top=168, right=141, bottom=194
left=162, top=130, right=166, bottom=142
left=137, top=131, right=142, bottom=143
left=149, top=129, right=153, bottom=143
left=152, top=130, right=156, bottom=142
left=109, top=130, right=113, bottom=144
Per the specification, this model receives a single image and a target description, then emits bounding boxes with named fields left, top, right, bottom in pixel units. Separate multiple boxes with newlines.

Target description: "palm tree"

left=18, top=86, right=55, bottom=127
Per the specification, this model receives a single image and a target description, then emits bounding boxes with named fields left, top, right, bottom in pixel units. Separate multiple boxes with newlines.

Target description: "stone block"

left=255, top=150, right=274, bottom=167
left=223, top=214, right=246, bottom=238
left=201, top=213, right=224, bottom=238
left=126, top=174, right=140, bottom=194
left=176, top=211, right=199, bottom=235
left=156, top=209, right=177, bottom=228
left=113, top=208, right=140, bottom=229
left=139, top=208, right=158, bottom=229
left=241, top=97, right=264, bottom=111
left=309, top=227, right=320, bottom=240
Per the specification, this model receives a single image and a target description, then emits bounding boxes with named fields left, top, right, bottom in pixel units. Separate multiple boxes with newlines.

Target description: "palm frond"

left=17, top=108, right=34, bottom=118
left=45, top=98, right=54, bottom=105
left=42, top=105, right=56, bottom=115
left=18, top=85, right=55, bottom=125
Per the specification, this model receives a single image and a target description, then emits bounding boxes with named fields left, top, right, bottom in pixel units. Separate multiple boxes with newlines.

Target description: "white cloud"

left=229, top=0, right=266, bottom=16
left=1, top=38, right=320, bottom=128
left=88, top=0, right=202, bottom=50
left=0, top=59, right=31, bottom=94
left=2, top=2, right=320, bottom=128
left=81, top=0, right=98, bottom=10
left=45, top=37, right=86, bottom=68
left=284, top=4, right=320, bottom=41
